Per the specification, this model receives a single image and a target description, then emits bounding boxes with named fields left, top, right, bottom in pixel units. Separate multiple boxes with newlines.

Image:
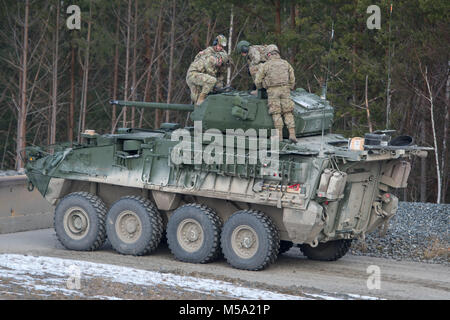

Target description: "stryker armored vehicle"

left=24, top=89, right=430, bottom=270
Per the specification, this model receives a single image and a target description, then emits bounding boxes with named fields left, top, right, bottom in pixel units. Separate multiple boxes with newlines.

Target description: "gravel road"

left=0, top=228, right=448, bottom=300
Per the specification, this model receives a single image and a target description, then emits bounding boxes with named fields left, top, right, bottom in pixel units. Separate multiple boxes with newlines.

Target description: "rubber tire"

left=300, top=239, right=352, bottom=261
left=54, top=192, right=107, bottom=251
left=106, top=196, right=163, bottom=256
left=167, top=204, right=222, bottom=264
left=279, top=240, right=294, bottom=255
left=221, top=210, right=280, bottom=271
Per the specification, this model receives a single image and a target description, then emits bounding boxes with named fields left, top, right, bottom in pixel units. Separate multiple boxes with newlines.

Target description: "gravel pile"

left=350, top=202, right=449, bottom=264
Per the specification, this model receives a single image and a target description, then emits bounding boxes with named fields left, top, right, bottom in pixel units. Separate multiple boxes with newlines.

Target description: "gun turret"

left=110, top=88, right=334, bottom=138
left=110, top=100, right=195, bottom=112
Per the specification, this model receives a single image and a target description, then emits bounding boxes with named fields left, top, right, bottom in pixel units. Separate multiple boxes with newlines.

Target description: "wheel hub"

left=177, top=219, right=204, bottom=252
left=63, top=207, right=90, bottom=240
left=231, top=225, right=259, bottom=259
left=116, top=210, right=142, bottom=243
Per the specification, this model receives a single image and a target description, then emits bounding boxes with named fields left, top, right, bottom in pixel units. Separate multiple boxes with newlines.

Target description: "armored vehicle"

left=24, top=89, right=429, bottom=270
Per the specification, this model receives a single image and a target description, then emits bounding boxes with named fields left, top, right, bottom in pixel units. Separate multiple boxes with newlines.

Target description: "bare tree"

left=16, top=0, right=29, bottom=170
left=365, top=75, right=373, bottom=132
left=111, top=12, right=120, bottom=133
left=166, top=0, right=176, bottom=122
left=50, top=1, right=60, bottom=145
left=68, top=45, right=75, bottom=142
left=226, top=4, right=234, bottom=87
left=442, top=60, right=449, bottom=202
left=420, top=65, right=442, bottom=203
left=131, top=0, right=138, bottom=127
left=77, top=0, right=92, bottom=142
left=122, top=0, right=132, bottom=127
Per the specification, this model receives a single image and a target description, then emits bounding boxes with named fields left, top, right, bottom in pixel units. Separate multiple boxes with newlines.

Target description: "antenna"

left=322, top=21, right=334, bottom=100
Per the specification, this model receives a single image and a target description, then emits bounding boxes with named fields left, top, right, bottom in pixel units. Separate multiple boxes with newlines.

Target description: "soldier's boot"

left=196, top=93, right=207, bottom=105
left=288, top=128, right=298, bottom=143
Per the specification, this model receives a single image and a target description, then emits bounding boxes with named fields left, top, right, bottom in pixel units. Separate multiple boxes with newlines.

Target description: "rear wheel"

left=54, top=192, right=107, bottom=251
left=167, top=204, right=222, bottom=263
left=106, top=196, right=163, bottom=256
left=221, top=210, right=279, bottom=271
left=300, top=239, right=352, bottom=261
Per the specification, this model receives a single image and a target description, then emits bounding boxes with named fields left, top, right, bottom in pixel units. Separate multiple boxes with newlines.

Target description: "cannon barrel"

left=110, top=100, right=195, bottom=112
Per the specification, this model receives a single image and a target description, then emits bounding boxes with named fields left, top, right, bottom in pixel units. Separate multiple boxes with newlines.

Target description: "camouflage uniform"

left=254, top=50, right=296, bottom=141
left=247, top=45, right=268, bottom=82
left=195, top=46, right=231, bottom=89
left=186, top=55, right=219, bottom=104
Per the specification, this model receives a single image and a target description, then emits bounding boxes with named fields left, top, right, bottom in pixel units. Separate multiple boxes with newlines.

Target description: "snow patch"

left=0, top=254, right=307, bottom=300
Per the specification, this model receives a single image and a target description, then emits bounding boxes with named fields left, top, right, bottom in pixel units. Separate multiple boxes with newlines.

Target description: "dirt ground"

left=0, top=229, right=448, bottom=300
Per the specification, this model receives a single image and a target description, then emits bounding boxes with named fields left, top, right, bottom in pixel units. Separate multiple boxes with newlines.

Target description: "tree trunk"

left=386, top=4, right=393, bottom=129
left=155, top=4, right=164, bottom=129
left=50, top=1, right=60, bottom=145
left=111, top=12, right=120, bottom=133
left=365, top=75, right=373, bottom=132
left=424, top=66, right=441, bottom=204
left=68, top=46, right=75, bottom=143
left=77, top=0, right=92, bottom=142
left=274, top=0, right=281, bottom=35
left=442, top=60, right=449, bottom=203
left=166, top=0, right=176, bottom=122
left=226, top=4, right=234, bottom=87
left=420, top=117, right=427, bottom=202
left=141, top=4, right=162, bottom=128
left=16, top=0, right=29, bottom=170
left=131, top=0, right=138, bottom=127
left=123, top=0, right=132, bottom=127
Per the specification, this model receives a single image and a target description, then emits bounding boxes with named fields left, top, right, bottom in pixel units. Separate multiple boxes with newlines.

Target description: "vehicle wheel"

left=300, top=239, right=352, bottom=261
left=221, top=210, right=279, bottom=271
left=54, top=192, right=107, bottom=251
left=167, top=204, right=222, bottom=263
left=279, top=240, right=294, bottom=254
left=106, top=196, right=163, bottom=256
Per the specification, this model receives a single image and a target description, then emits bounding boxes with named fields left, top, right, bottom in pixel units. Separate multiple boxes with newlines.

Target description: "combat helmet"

left=265, top=44, right=280, bottom=57
left=236, top=40, right=250, bottom=54
left=213, top=34, right=227, bottom=47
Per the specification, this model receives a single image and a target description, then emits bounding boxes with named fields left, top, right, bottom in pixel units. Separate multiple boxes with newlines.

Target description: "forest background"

left=0, top=0, right=448, bottom=203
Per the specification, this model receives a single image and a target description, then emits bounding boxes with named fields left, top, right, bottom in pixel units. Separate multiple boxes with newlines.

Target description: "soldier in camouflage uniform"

left=236, top=40, right=270, bottom=85
left=186, top=54, right=223, bottom=106
left=195, top=35, right=232, bottom=90
left=254, top=44, right=297, bottom=143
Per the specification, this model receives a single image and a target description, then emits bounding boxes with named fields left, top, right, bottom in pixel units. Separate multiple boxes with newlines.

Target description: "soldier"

left=195, top=35, right=231, bottom=89
left=236, top=40, right=269, bottom=85
left=254, top=44, right=297, bottom=143
left=186, top=54, right=223, bottom=106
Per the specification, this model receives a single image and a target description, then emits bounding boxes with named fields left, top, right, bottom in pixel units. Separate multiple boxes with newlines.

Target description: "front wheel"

left=54, top=192, right=107, bottom=251
left=299, top=239, right=352, bottom=261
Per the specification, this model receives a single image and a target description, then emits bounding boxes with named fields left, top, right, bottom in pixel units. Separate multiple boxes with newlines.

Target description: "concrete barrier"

left=0, top=175, right=53, bottom=234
